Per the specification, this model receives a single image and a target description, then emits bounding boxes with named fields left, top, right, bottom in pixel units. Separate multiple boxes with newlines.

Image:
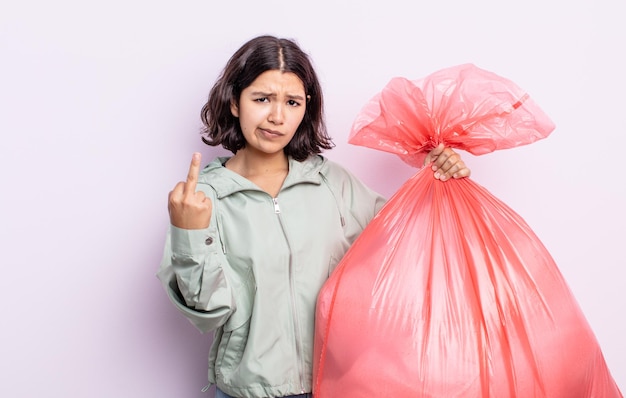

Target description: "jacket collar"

left=199, top=155, right=327, bottom=198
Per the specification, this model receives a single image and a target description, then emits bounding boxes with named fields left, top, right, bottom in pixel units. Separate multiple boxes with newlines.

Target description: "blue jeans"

left=216, top=388, right=312, bottom=398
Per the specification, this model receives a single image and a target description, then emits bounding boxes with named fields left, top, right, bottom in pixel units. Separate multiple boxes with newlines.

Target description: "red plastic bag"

left=313, top=64, right=622, bottom=398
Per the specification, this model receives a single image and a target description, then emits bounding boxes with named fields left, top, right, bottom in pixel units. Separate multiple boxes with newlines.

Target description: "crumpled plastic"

left=313, top=64, right=623, bottom=398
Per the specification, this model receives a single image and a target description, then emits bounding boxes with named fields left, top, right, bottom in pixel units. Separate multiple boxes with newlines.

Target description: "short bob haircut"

left=200, top=35, right=334, bottom=161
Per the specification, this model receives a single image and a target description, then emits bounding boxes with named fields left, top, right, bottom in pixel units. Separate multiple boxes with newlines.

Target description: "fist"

left=168, top=152, right=212, bottom=229
left=424, top=143, right=471, bottom=181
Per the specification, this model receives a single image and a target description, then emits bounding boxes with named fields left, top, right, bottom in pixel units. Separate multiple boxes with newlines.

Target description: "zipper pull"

left=273, top=198, right=281, bottom=214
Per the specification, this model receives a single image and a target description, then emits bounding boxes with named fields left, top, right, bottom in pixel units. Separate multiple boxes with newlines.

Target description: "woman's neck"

left=227, top=148, right=288, bottom=175
left=225, top=149, right=289, bottom=196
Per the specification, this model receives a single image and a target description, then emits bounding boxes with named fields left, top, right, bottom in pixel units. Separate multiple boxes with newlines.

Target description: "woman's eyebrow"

left=249, top=91, right=273, bottom=97
left=249, top=91, right=305, bottom=101
left=286, top=94, right=306, bottom=101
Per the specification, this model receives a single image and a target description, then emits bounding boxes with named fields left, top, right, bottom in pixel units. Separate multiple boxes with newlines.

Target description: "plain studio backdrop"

left=1, top=1, right=624, bottom=396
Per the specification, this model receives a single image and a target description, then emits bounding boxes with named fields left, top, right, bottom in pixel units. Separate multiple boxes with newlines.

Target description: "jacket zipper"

left=272, top=196, right=306, bottom=394
left=273, top=197, right=281, bottom=214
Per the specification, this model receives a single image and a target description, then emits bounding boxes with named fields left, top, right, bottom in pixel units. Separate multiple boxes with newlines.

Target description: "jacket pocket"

left=328, top=254, right=341, bottom=277
left=223, top=267, right=255, bottom=332
left=215, top=317, right=251, bottom=376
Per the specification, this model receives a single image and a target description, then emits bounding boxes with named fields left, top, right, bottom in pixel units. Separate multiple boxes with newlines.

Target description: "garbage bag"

left=313, top=64, right=623, bottom=398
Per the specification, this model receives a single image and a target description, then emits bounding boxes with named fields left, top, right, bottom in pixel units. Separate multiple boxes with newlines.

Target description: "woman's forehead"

left=245, top=70, right=305, bottom=95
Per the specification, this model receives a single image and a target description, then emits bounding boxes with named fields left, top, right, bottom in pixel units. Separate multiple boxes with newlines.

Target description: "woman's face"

left=231, top=70, right=307, bottom=156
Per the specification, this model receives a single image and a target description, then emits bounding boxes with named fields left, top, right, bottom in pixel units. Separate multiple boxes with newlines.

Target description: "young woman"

left=158, top=35, right=470, bottom=398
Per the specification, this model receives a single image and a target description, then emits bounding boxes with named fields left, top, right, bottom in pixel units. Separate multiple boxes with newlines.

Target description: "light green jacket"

left=158, top=155, right=385, bottom=398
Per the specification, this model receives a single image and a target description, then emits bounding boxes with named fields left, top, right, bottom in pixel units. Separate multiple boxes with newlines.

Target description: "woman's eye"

left=255, top=97, right=269, bottom=103
left=287, top=100, right=301, bottom=107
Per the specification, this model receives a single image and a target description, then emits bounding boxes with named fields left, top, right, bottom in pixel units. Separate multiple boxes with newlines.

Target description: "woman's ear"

left=230, top=100, right=239, bottom=117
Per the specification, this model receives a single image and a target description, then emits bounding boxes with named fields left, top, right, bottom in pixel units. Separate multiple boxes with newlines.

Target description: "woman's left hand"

left=423, top=143, right=471, bottom=181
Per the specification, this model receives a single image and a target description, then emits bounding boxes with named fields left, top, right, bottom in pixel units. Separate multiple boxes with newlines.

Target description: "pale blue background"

left=1, top=0, right=624, bottom=396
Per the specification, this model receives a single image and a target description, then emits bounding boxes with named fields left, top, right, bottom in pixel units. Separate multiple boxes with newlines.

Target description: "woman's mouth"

left=260, top=128, right=283, bottom=137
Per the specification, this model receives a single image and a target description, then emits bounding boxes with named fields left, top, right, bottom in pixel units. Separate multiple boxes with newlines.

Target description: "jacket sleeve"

left=157, top=189, right=236, bottom=334
left=323, top=160, right=387, bottom=244
left=342, top=172, right=387, bottom=244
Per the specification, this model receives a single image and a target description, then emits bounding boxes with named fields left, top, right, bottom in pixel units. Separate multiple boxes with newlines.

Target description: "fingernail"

left=434, top=172, right=441, bottom=179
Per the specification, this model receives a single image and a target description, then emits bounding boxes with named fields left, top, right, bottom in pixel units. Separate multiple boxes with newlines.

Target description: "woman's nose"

left=268, top=103, right=284, bottom=125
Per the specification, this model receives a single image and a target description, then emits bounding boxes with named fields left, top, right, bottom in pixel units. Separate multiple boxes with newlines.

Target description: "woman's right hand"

left=423, top=143, right=471, bottom=181
left=168, top=152, right=212, bottom=229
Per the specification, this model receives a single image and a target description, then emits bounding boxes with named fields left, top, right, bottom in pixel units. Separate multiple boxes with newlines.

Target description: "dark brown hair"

left=200, top=35, right=334, bottom=161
